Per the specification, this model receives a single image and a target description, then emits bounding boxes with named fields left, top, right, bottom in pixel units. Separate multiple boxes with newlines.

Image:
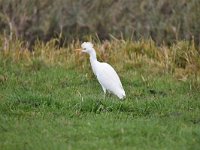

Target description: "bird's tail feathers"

left=117, top=89, right=126, bottom=100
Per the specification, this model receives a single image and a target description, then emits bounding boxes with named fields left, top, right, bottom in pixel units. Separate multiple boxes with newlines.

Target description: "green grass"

left=0, top=61, right=200, bottom=150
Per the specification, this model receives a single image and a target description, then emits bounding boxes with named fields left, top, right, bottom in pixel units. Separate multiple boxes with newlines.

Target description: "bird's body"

left=76, top=42, right=126, bottom=99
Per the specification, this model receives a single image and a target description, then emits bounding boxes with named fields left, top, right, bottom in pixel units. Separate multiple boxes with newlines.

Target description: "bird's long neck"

left=89, top=49, right=98, bottom=76
left=89, top=49, right=97, bottom=62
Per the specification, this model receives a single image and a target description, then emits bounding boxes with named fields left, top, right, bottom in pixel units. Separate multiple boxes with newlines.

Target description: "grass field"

left=0, top=39, right=200, bottom=149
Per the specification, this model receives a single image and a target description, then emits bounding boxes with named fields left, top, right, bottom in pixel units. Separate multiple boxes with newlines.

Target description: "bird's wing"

left=96, top=62, right=123, bottom=91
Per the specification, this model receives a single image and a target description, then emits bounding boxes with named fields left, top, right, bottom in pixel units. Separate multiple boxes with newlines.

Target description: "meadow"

left=0, top=38, right=200, bottom=149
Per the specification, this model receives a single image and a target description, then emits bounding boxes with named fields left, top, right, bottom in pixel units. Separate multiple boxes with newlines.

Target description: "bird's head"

left=75, top=42, right=95, bottom=54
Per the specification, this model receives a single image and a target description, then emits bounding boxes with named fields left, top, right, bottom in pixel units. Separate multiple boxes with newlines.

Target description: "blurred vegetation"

left=0, top=0, right=200, bottom=47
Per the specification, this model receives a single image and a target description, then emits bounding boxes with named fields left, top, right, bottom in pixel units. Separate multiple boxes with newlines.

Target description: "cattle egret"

left=76, top=42, right=126, bottom=99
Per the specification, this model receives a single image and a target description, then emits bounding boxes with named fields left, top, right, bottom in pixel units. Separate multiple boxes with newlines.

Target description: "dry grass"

left=0, top=36, right=200, bottom=87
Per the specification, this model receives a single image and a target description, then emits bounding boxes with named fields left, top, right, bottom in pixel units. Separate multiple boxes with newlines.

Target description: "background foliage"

left=0, top=0, right=200, bottom=47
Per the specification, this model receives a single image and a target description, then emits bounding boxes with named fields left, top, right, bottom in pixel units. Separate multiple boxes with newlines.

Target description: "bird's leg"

left=103, top=91, right=107, bottom=100
left=102, top=87, right=106, bottom=100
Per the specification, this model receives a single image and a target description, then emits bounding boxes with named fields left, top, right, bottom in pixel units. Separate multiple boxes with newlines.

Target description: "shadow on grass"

left=72, top=99, right=134, bottom=113
left=70, top=98, right=165, bottom=118
left=1, top=92, right=170, bottom=118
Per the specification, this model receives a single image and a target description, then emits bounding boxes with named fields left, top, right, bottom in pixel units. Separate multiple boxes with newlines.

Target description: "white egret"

left=76, top=42, right=126, bottom=99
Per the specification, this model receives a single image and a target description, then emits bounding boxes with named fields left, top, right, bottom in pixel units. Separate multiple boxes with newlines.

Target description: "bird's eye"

left=84, top=48, right=86, bottom=50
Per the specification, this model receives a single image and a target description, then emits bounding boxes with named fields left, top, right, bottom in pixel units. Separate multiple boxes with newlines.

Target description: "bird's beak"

left=75, top=48, right=82, bottom=52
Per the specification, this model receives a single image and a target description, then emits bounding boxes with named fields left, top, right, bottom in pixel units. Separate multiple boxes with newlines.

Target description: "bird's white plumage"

left=79, top=42, right=126, bottom=99
left=96, top=63, right=125, bottom=99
